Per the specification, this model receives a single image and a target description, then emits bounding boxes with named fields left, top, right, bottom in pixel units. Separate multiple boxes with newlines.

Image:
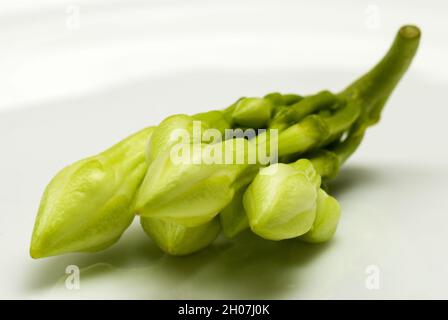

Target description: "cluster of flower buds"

left=30, top=26, right=420, bottom=258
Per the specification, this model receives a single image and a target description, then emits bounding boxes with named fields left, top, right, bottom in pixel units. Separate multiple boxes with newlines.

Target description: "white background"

left=0, top=0, right=447, bottom=299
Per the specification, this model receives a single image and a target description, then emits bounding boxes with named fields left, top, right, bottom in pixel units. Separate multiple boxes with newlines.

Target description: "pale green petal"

left=193, top=110, right=231, bottom=136
left=146, top=114, right=205, bottom=163
left=289, top=158, right=321, bottom=189
left=299, top=188, right=341, bottom=243
left=244, top=163, right=317, bottom=240
left=30, top=127, right=154, bottom=258
left=232, top=97, right=273, bottom=128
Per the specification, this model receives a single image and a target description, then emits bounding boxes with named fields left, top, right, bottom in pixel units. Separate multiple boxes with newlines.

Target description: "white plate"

left=1, top=0, right=448, bottom=299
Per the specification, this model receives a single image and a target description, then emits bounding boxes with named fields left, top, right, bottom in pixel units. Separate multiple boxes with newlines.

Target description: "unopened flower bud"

left=243, top=162, right=317, bottom=240
left=30, top=127, right=154, bottom=258
left=232, top=97, right=274, bottom=128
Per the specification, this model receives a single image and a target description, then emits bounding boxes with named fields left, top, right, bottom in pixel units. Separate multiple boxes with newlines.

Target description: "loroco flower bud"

left=232, top=97, right=274, bottom=128
left=30, top=127, right=154, bottom=258
left=146, top=114, right=206, bottom=163
left=135, top=138, right=252, bottom=227
left=243, top=162, right=317, bottom=240
left=193, top=110, right=232, bottom=136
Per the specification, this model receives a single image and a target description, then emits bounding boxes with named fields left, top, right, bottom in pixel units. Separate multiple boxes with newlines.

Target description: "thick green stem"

left=340, top=25, right=421, bottom=125
left=192, top=26, right=421, bottom=169
left=307, top=25, right=421, bottom=177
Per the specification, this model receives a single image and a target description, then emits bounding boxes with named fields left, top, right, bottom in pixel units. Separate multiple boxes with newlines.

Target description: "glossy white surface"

left=1, top=0, right=447, bottom=299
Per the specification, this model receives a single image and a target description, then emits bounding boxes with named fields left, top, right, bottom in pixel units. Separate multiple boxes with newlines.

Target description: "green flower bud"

left=146, top=114, right=206, bottom=163
left=277, top=115, right=330, bottom=157
left=282, top=94, right=303, bottom=105
left=264, top=92, right=285, bottom=107
left=193, top=110, right=232, bottom=136
left=135, top=138, right=253, bottom=227
left=140, top=216, right=220, bottom=256
left=299, top=189, right=341, bottom=243
left=243, top=162, right=317, bottom=240
left=264, top=92, right=303, bottom=107
left=139, top=117, right=232, bottom=255
left=30, top=126, right=155, bottom=258
left=268, top=106, right=294, bottom=131
left=232, top=97, right=274, bottom=128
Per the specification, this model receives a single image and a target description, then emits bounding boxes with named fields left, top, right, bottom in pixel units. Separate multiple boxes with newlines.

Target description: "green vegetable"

left=135, top=138, right=253, bottom=227
left=192, top=110, right=232, bottom=136
left=146, top=114, right=205, bottom=163
left=232, top=97, right=274, bottom=128
left=30, top=25, right=420, bottom=258
left=243, top=161, right=319, bottom=240
left=30, top=126, right=154, bottom=258
left=139, top=115, right=229, bottom=255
